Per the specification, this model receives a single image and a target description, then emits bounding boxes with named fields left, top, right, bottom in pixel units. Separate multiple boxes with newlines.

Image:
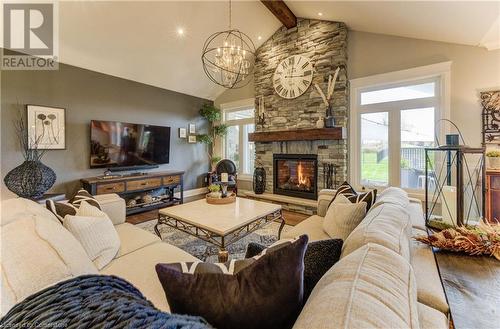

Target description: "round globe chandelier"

left=201, top=0, right=255, bottom=89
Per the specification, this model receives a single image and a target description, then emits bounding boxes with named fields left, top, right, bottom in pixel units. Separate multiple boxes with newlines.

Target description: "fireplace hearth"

left=273, top=154, right=318, bottom=200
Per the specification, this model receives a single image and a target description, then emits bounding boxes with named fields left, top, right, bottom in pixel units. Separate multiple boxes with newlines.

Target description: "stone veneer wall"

left=254, top=18, right=348, bottom=194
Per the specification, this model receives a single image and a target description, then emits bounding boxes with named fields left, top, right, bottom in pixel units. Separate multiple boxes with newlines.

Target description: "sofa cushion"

left=95, top=194, right=127, bottom=225
left=409, top=199, right=426, bottom=230
left=323, top=194, right=367, bottom=240
left=281, top=215, right=330, bottom=242
left=1, top=198, right=60, bottom=226
left=1, top=214, right=97, bottom=315
left=114, top=223, right=160, bottom=258
left=411, top=228, right=449, bottom=314
left=371, top=186, right=409, bottom=209
left=293, top=243, right=419, bottom=329
left=63, top=202, right=120, bottom=270
left=418, top=302, right=448, bottom=329
left=341, top=203, right=412, bottom=261
left=99, top=242, right=199, bottom=312
left=156, top=236, right=308, bottom=329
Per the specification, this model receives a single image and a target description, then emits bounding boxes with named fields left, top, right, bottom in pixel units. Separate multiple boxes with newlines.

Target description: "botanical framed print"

left=179, top=128, right=187, bottom=138
left=189, top=123, right=196, bottom=134
left=188, top=135, right=197, bottom=143
left=27, top=105, right=66, bottom=149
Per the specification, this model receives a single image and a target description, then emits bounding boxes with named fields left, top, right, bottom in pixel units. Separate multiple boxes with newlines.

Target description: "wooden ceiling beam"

left=261, top=0, right=297, bottom=29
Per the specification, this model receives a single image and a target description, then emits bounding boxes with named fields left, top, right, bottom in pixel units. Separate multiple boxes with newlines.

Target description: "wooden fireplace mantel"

left=248, top=127, right=346, bottom=143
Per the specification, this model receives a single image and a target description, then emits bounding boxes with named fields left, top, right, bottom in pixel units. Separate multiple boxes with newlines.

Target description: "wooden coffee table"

left=155, top=197, right=283, bottom=262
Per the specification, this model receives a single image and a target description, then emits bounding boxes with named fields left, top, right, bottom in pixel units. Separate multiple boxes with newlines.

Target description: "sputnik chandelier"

left=201, top=0, right=255, bottom=89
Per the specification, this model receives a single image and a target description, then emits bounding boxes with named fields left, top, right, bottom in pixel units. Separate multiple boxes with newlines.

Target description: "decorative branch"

left=13, top=103, right=48, bottom=162
left=314, top=67, right=341, bottom=107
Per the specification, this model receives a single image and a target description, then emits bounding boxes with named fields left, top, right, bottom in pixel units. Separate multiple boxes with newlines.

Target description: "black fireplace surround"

left=273, top=154, right=318, bottom=200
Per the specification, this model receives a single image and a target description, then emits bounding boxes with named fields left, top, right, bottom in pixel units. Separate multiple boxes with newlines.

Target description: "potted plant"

left=196, top=104, right=228, bottom=170
left=207, top=184, right=222, bottom=198
left=486, top=150, right=500, bottom=169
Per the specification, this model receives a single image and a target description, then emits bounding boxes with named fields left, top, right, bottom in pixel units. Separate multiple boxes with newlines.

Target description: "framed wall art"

left=27, top=105, right=66, bottom=149
left=189, top=123, right=196, bottom=134
left=188, top=135, right=197, bottom=143
left=179, top=127, right=187, bottom=138
left=481, top=90, right=500, bottom=145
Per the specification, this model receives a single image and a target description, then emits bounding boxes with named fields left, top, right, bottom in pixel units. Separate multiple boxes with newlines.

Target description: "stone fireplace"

left=251, top=19, right=349, bottom=200
left=274, top=154, right=318, bottom=200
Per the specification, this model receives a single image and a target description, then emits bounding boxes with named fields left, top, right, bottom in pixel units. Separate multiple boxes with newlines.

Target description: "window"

left=222, top=103, right=255, bottom=177
left=350, top=62, right=451, bottom=193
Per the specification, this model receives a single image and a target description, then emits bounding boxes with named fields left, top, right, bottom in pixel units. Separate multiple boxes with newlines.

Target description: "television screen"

left=90, top=120, right=170, bottom=169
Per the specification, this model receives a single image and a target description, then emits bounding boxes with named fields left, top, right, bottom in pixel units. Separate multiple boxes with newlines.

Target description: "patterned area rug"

left=137, top=220, right=292, bottom=262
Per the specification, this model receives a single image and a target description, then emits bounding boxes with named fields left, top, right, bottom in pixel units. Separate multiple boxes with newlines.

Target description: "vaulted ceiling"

left=51, top=1, right=500, bottom=100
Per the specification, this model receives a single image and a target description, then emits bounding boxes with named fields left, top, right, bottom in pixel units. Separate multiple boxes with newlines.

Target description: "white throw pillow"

left=1, top=212, right=97, bottom=316
left=63, top=201, right=120, bottom=270
left=323, top=194, right=367, bottom=240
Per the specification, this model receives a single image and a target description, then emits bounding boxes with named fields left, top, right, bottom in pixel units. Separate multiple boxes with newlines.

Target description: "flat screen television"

left=90, top=120, right=170, bottom=171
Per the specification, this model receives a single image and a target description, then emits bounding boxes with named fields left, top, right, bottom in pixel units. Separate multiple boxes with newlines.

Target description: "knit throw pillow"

left=46, top=189, right=101, bottom=223
left=156, top=235, right=308, bottom=329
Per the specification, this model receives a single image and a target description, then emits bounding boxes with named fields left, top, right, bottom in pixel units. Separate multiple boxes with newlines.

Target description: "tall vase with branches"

left=4, top=105, right=56, bottom=199
left=197, top=104, right=228, bottom=170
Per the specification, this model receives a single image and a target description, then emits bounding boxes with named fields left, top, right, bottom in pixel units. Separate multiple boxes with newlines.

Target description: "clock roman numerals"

left=274, top=55, right=313, bottom=99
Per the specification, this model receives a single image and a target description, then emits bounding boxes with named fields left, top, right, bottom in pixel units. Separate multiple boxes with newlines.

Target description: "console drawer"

left=96, top=182, right=125, bottom=194
left=163, top=175, right=181, bottom=185
left=127, top=178, right=162, bottom=191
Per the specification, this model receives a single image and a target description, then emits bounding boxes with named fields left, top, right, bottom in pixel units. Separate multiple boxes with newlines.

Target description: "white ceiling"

left=51, top=1, right=500, bottom=100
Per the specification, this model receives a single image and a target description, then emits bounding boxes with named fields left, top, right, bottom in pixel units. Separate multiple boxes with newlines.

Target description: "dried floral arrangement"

left=314, top=67, right=340, bottom=107
left=415, top=222, right=500, bottom=260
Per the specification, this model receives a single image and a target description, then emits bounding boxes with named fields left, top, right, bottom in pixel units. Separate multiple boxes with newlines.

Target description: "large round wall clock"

left=273, top=55, right=314, bottom=99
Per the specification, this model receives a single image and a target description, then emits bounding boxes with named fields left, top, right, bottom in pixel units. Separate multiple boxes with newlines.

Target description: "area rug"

left=137, top=220, right=293, bottom=262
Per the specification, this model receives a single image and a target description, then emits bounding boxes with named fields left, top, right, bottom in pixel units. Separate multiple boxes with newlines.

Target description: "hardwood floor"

left=126, top=197, right=309, bottom=226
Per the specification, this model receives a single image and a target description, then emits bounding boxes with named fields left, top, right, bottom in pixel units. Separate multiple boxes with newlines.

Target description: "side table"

left=434, top=250, right=500, bottom=329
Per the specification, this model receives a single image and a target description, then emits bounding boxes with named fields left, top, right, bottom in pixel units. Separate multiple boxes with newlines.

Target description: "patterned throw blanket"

left=0, top=275, right=212, bottom=329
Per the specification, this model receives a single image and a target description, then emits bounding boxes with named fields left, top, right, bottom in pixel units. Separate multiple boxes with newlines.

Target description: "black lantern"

left=253, top=167, right=266, bottom=194
left=425, top=146, right=485, bottom=228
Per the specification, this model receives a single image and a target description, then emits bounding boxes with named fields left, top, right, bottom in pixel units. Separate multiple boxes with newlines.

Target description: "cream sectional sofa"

left=2, top=190, right=449, bottom=329
left=1, top=194, right=197, bottom=315
left=283, top=188, right=449, bottom=329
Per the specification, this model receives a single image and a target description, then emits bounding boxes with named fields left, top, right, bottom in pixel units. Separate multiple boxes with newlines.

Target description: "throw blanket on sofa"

left=0, top=275, right=212, bottom=329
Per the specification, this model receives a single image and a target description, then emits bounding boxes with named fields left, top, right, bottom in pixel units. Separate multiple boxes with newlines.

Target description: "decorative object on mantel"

left=486, top=150, right=500, bottom=169
left=26, top=104, right=66, bottom=149
left=314, top=67, right=340, bottom=128
left=481, top=90, right=500, bottom=145
left=201, top=0, right=255, bottom=89
left=4, top=107, right=56, bottom=199
left=196, top=104, right=228, bottom=168
left=256, top=95, right=265, bottom=125
left=415, top=221, right=500, bottom=260
left=315, top=117, right=324, bottom=129
left=425, top=119, right=485, bottom=228
left=253, top=166, right=266, bottom=194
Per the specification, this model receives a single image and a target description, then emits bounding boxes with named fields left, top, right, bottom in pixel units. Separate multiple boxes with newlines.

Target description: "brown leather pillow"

left=156, top=235, right=308, bottom=329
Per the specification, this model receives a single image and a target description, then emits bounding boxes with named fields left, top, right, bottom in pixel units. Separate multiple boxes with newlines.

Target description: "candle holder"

left=221, top=183, right=228, bottom=198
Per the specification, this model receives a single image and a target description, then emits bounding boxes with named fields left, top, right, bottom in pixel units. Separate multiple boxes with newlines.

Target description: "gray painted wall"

left=1, top=63, right=211, bottom=198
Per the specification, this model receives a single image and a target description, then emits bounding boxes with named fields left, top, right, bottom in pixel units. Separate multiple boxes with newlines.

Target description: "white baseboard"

left=174, top=187, right=207, bottom=199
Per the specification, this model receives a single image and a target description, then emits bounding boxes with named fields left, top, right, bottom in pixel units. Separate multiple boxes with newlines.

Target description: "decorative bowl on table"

left=206, top=192, right=236, bottom=205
